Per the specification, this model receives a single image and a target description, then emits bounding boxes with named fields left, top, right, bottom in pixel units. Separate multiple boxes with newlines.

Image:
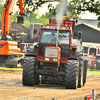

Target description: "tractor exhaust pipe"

left=56, top=29, right=59, bottom=47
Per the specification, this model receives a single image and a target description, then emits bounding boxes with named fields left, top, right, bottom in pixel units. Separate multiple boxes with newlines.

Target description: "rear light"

left=0, top=44, right=4, bottom=48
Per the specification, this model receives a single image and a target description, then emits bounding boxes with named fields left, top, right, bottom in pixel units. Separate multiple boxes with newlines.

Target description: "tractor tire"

left=72, top=51, right=84, bottom=88
left=22, top=56, right=36, bottom=86
left=83, top=60, right=88, bottom=86
left=65, top=60, right=79, bottom=89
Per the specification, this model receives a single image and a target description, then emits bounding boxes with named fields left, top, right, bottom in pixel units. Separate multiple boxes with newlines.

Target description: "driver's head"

left=51, top=32, right=55, bottom=38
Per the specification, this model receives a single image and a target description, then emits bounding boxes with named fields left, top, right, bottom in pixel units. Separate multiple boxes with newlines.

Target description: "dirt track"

left=0, top=70, right=100, bottom=100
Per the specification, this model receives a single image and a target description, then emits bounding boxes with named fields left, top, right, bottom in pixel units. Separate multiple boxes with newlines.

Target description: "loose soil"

left=0, top=70, right=100, bottom=100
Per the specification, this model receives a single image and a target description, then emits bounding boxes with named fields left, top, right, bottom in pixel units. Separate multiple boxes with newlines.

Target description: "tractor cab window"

left=40, top=30, right=70, bottom=45
left=58, top=31, right=70, bottom=44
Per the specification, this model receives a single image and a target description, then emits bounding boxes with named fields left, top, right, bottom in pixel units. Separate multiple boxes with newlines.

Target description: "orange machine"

left=1, top=0, right=24, bottom=38
left=0, top=0, right=25, bottom=67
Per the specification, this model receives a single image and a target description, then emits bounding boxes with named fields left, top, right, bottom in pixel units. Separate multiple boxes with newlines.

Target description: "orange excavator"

left=0, top=0, right=25, bottom=67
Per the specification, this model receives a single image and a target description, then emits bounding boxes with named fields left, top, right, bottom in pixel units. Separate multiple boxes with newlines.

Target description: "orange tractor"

left=0, top=0, right=25, bottom=67
left=22, top=17, right=87, bottom=89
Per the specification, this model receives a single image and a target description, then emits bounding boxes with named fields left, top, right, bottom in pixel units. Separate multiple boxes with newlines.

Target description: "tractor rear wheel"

left=65, top=60, right=79, bottom=89
left=22, top=56, right=36, bottom=86
left=72, top=52, right=84, bottom=88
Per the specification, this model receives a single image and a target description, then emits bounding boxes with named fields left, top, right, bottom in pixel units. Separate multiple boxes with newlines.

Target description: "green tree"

left=22, top=11, right=49, bottom=28
left=11, top=11, right=18, bottom=22
left=22, top=11, right=38, bottom=28
left=26, top=11, right=38, bottom=23
left=37, top=13, right=49, bottom=25
left=23, top=0, right=100, bottom=19
left=69, top=0, right=100, bottom=19
left=0, top=1, right=4, bottom=21
left=69, top=0, right=100, bottom=28
left=14, top=0, right=100, bottom=28
left=23, top=20, right=30, bottom=28
left=24, top=0, right=58, bottom=14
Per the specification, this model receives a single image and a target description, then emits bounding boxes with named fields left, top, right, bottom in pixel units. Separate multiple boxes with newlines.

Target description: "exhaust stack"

left=56, top=29, right=59, bottom=47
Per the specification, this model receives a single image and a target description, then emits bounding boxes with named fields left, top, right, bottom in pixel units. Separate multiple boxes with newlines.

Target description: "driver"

left=50, top=32, right=56, bottom=43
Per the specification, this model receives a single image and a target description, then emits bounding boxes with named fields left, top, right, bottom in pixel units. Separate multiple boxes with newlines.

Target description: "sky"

left=80, top=11, right=98, bottom=19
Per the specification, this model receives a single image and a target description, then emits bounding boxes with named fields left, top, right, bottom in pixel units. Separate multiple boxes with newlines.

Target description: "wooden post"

left=91, top=89, right=96, bottom=100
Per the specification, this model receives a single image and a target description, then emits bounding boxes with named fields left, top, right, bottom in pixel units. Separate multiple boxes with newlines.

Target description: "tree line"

left=0, top=0, right=100, bottom=28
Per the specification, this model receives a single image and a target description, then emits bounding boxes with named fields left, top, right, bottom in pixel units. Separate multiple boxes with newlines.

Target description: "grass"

left=87, top=70, right=100, bottom=74
left=0, top=67, right=100, bottom=74
left=0, top=67, right=23, bottom=70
